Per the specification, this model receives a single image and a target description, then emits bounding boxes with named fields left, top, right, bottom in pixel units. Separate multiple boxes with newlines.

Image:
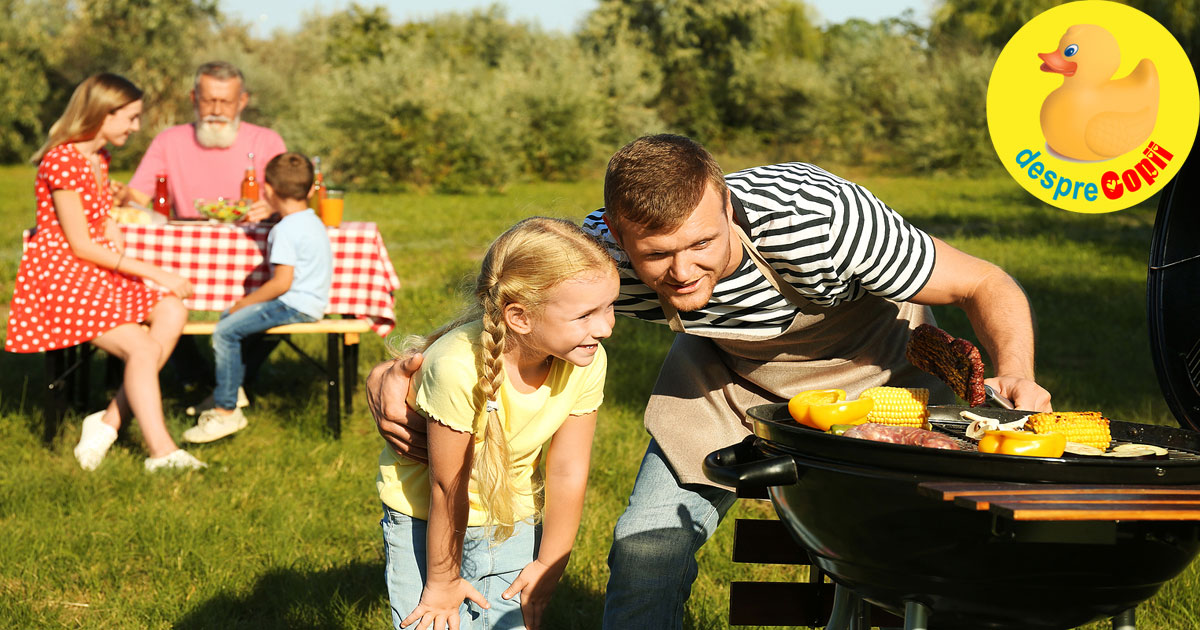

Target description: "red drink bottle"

left=153, top=174, right=169, bottom=217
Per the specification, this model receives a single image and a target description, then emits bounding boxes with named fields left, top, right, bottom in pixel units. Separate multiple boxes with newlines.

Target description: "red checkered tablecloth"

left=99, top=221, right=397, bottom=335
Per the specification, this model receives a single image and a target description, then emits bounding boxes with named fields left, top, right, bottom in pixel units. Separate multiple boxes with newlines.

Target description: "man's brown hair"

left=264, top=152, right=314, bottom=201
left=603, top=134, right=727, bottom=231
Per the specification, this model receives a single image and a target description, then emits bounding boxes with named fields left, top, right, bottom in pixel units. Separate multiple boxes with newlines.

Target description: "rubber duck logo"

left=1038, top=24, right=1159, bottom=162
left=986, top=1, right=1197, bottom=213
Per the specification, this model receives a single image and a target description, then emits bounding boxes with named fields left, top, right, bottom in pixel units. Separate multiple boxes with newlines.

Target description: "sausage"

left=842, top=423, right=962, bottom=450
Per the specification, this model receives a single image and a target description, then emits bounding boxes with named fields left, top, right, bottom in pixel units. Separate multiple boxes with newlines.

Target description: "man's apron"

left=645, top=224, right=953, bottom=487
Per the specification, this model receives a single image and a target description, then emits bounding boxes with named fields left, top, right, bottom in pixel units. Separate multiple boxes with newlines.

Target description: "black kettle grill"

left=704, top=145, right=1200, bottom=630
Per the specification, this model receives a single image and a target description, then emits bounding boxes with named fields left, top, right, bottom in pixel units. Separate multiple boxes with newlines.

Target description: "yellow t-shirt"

left=376, top=320, right=607, bottom=526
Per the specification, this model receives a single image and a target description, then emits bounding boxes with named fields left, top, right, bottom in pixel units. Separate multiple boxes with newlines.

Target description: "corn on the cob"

left=860, top=387, right=929, bottom=427
left=1025, top=412, right=1112, bottom=451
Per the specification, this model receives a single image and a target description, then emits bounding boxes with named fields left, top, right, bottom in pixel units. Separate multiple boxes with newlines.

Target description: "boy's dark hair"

left=264, top=152, right=315, bottom=201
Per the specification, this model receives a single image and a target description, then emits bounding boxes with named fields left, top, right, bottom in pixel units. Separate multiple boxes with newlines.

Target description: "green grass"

left=1, top=163, right=1196, bottom=629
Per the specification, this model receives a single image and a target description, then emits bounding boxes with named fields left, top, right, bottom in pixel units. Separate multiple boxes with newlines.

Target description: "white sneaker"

left=74, top=411, right=118, bottom=471
left=144, top=449, right=208, bottom=472
left=182, top=408, right=248, bottom=443
left=185, top=387, right=249, bottom=416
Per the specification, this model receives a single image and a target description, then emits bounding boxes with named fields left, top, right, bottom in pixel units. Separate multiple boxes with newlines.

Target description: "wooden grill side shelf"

left=919, top=482, right=1200, bottom=521
left=42, top=318, right=371, bottom=441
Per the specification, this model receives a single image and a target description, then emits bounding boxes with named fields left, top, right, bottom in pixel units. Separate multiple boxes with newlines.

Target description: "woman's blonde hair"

left=395, top=216, right=615, bottom=541
left=31, top=73, right=143, bottom=163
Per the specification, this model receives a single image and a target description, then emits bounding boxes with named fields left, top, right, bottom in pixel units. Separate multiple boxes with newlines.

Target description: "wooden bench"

left=42, top=317, right=371, bottom=441
left=181, top=318, right=371, bottom=437
left=728, top=485, right=901, bottom=628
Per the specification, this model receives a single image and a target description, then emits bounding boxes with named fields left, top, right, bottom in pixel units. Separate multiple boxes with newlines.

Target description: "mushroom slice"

left=1112, top=443, right=1168, bottom=457
left=1063, top=442, right=1105, bottom=456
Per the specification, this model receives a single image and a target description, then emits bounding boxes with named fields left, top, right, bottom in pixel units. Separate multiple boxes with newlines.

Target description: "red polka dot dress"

left=5, top=144, right=165, bottom=353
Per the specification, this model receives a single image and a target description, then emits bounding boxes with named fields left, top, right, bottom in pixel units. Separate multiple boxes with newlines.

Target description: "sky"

left=220, top=0, right=933, bottom=37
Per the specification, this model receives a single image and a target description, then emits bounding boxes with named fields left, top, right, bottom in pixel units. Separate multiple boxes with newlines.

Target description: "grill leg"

left=825, top=584, right=862, bottom=630
left=1113, top=608, right=1136, bottom=630
left=903, top=600, right=931, bottom=630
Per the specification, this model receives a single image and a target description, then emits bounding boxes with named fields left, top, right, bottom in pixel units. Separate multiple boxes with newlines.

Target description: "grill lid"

left=1148, top=132, right=1200, bottom=431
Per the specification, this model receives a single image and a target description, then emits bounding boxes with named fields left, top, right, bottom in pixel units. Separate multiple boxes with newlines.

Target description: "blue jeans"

left=211, top=300, right=314, bottom=410
left=381, top=505, right=534, bottom=630
left=602, top=439, right=737, bottom=630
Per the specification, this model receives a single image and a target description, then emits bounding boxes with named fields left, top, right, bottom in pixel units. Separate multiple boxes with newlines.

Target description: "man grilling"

left=365, top=134, right=1053, bottom=628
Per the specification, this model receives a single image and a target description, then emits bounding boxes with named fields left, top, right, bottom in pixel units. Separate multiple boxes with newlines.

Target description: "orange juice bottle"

left=240, top=152, right=259, bottom=201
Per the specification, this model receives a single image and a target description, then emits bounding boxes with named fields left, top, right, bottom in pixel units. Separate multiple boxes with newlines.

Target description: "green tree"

left=582, top=0, right=823, bottom=142
left=53, top=0, right=220, bottom=166
left=0, top=0, right=57, bottom=161
left=932, top=0, right=1197, bottom=57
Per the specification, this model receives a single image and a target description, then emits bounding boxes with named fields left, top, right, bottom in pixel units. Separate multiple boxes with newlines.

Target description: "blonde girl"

left=5, top=73, right=205, bottom=471
left=376, top=217, right=619, bottom=630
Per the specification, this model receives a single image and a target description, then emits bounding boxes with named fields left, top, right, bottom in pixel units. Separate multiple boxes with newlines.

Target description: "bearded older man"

left=120, top=61, right=286, bottom=221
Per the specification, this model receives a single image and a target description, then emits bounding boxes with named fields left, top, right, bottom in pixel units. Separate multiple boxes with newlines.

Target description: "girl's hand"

left=157, top=271, right=194, bottom=299
left=402, top=578, right=489, bottom=630
left=103, top=217, right=125, bottom=253
left=502, top=559, right=565, bottom=630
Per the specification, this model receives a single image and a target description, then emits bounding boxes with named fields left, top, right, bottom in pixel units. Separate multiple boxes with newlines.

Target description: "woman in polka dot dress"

left=5, top=74, right=206, bottom=472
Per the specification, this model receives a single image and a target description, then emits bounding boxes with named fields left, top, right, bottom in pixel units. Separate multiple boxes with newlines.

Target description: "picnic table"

left=121, top=220, right=400, bottom=335
left=30, top=220, right=401, bottom=438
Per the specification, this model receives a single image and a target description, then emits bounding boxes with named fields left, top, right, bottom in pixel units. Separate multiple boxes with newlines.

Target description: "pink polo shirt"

left=130, top=122, right=286, bottom=219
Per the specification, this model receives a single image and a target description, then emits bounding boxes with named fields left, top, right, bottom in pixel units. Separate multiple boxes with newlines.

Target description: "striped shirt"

left=581, top=162, right=936, bottom=338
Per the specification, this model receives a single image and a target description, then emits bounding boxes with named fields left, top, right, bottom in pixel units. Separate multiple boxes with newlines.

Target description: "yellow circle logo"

left=987, top=1, right=1198, bottom=213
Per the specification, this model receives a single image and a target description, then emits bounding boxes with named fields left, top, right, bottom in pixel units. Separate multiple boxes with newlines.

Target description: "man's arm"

left=909, top=237, right=1052, bottom=412
left=366, top=353, right=430, bottom=462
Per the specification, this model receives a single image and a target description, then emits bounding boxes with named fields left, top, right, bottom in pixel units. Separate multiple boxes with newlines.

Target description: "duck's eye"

left=1064, top=44, right=1079, bottom=57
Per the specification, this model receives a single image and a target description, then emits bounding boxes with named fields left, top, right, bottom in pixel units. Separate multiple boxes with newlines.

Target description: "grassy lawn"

left=1, top=161, right=1196, bottom=629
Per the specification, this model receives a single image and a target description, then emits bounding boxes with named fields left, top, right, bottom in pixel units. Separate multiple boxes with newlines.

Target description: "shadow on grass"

left=174, top=560, right=385, bottom=630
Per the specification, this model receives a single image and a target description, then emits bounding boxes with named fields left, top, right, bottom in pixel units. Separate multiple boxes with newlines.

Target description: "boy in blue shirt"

left=184, top=152, right=333, bottom=443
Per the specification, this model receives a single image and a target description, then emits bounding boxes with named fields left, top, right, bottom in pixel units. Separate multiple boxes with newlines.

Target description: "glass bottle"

left=310, top=155, right=326, bottom=214
left=240, top=152, right=259, bottom=201
left=153, top=174, right=170, bottom=217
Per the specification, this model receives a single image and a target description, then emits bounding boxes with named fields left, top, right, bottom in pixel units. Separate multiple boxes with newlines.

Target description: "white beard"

left=195, top=115, right=240, bottom=149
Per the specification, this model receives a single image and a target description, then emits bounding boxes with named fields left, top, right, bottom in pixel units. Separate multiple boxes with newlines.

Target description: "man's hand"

left=985, top=376, right=1052, bottom=412
left=366, top=353, right=429, bottom=463
left=246, top=200, right=275, bottom=223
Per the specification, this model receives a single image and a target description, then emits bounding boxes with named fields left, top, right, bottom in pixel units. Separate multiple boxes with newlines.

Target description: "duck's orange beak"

left=1038, top=50, right=1077, bottom=76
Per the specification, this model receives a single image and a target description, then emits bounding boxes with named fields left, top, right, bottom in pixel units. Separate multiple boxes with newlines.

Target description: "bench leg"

left=342, top=336, right=358, bottom=414
left=326, top=333, right=340, bottom=438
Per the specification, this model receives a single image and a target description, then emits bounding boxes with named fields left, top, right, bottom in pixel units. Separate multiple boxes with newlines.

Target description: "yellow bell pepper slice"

left=807, top=398, right=874, bottom=431
left=788, top=389, right=873, bottom=431
left=788, top=389, right=845, bottom=425
left=978, top=430, right=1066, bottom=458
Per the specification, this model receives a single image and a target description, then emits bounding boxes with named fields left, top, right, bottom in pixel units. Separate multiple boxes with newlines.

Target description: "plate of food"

left=194, top=198, right=251, bottom=223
